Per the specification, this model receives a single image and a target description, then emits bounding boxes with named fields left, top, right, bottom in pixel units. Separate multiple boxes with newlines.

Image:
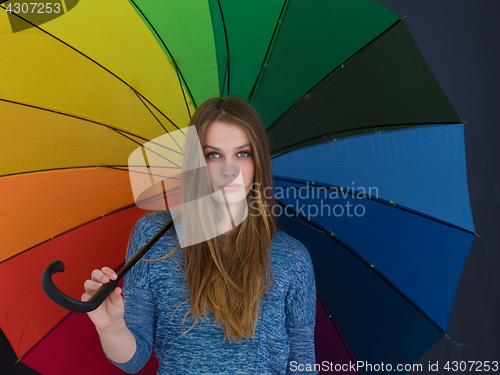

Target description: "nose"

left=221, top=163, right=238, bottom=178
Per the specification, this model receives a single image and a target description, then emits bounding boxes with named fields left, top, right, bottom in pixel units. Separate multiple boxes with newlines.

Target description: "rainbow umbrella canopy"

left=0, top=0, right=476, bottom=374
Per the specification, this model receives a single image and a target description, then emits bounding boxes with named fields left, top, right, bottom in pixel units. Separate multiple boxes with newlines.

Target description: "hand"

left=81, top=267, right=124, bottom=332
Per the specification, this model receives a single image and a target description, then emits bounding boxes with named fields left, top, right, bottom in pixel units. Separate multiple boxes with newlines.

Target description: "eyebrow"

left=203, top=143, right=251, bottom=151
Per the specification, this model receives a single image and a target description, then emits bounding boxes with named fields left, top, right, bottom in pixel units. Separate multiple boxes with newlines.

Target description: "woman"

left=82, top=96, right=317, bottom=374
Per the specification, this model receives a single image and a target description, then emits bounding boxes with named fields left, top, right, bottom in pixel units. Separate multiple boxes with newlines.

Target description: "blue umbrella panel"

left=271, top=123, right=476, bottom=372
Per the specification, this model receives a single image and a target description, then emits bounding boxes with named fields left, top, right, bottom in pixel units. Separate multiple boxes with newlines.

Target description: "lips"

left=220, top=183, right=241, bottom=192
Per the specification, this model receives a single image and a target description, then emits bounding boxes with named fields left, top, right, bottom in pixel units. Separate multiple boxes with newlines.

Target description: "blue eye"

left=205, top=151, right=251, bottom=159
left=206, top=152, right=220, bottom=159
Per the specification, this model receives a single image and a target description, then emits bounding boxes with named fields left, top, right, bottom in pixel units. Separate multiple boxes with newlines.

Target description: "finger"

left=81, top=292, right=90, bottom=302
left=101, top=267, right=118, bottom=280
left=109, top=287, right=123, bottom=305
left=91, top=269, right=105, bottom=282
left=84, top=279, right=102, bottom=293
left=96, top=267, right=117, bottom=283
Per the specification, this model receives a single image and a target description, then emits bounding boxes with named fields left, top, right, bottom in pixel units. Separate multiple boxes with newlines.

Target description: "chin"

left=208, top=189, right=245, bottom=205
left=223, top=193, right=247, bottom=205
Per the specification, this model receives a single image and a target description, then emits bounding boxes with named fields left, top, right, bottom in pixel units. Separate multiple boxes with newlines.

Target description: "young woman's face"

left=203, top=121, right=255, bottom=203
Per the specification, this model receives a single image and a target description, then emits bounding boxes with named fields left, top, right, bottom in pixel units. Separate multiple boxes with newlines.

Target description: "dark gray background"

left=377, top=0, right=500, bottom=373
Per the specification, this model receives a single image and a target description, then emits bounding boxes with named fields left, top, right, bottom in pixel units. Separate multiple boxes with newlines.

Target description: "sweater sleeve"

left=285, top=243, right=318, bottom=375
left=106, top=215, right=157, bottom=374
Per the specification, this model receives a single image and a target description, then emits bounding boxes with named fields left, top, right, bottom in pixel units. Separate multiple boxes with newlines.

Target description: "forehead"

left=204, top=121, right=250, bottom=147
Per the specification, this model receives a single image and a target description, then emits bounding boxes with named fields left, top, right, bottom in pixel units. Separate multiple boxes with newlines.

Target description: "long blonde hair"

left=143, top=96, right=279, bottom=342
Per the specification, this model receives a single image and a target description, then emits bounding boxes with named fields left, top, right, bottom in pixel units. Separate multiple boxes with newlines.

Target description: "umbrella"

left=0, top=0, right=476, bottom=374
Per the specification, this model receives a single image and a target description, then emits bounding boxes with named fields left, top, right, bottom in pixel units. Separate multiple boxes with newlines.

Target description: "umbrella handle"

left=41, top=260, right=120, bottom=313
left=41, top=215, right=176, bottom=313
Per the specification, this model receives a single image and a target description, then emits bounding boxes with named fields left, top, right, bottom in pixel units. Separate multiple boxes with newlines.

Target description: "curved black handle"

left=41, top=260, right=120, bottom=313
left=41, top=214, right=176, bottom=313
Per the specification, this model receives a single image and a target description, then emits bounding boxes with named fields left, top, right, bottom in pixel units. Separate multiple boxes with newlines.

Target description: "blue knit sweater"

left=109, top=211, right=317, bottom=374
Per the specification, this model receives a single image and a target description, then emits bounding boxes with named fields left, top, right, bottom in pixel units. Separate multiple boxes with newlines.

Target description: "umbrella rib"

left=173, top=59, right=193, bottom=117
left=316, top=292, right=363, bottom=374
left=1, top=97, right=182, bottom=156
left=0, top=165, right=129, bottom=179
left=0, top=98, right=154, bottom=142
left=128, top=0, right=197, bottom=112
left=275, top=200, right=447, bottom=336
left=108, top=128, right=182, bottom=168
left=106, top=165, right=181, bottom=209
left=2, top=10, right=184, bottom=131
left=1, top=164, right=181, bottom=180
left=112, top=126, right=185, bottom=155
left=131, top=88, right=176, bottom=134
left=247, top=0, right=289, bottom=103
left=273, top=176, right=476, bottom=236
left=221, top=57, right=229, bottom=97
left=317, top=256, right=408, bottom=367
left=108, top=165, right=180, bottom=180
left=2, top=97, right=184, bottom=159
left=276, top=215, right=325, bottom=235
left=269, top=122, right=463, bottom=159
left=1, top=164, right=180, bottom=179
left=135, top=189, right=180, bottom=208
left=265, top=18, right=403, bottom=134
left=217, top=0, right=230, bottom=96
left=127, top=84, right=182, bottom=132
left=14, top=310, right=73, bottom=362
